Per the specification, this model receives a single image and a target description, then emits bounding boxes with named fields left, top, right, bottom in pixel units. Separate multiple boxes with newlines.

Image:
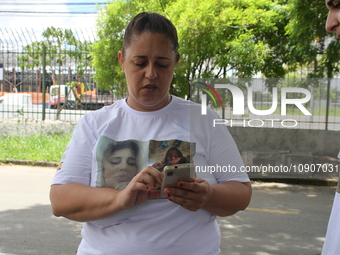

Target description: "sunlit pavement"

left=218, top=182, right=335, bottom=255
left=0, top=165, right=336, bottom=255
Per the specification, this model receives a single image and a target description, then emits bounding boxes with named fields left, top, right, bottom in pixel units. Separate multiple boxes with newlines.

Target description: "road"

left=219, top=182, right=334, bottom=255
left=0, top=165, right=336, bottom=255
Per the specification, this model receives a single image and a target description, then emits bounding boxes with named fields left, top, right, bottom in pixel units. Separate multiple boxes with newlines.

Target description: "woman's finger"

left=137, top=166, right=163, bottom=184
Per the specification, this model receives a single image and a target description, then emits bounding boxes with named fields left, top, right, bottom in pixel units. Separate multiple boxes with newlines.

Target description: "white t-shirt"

left=52, top=96, right=249, bottom=255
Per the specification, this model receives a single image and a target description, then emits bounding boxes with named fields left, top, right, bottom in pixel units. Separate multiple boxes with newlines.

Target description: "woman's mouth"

left=143, top=84, right=157, bottom=93
left=115, top=174, right=129, bottom=182
left=169, top=159, right=180, bottom=164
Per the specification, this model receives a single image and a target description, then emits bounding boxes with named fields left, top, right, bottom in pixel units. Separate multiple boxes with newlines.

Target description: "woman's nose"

left=119, top=162, right=128, bottom=170
left=145, top=64, right=157, bottom=79
left=326, top=11, right=340, bottom=32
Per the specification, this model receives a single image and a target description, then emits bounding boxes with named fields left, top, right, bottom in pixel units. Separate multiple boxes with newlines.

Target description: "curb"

left=1, top=159, right=58, bottom=167
left=250, top=177, right=338, bottom=187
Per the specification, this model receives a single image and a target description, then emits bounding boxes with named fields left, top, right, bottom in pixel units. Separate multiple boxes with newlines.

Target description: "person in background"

left=322, top=2, right=340, bottom=254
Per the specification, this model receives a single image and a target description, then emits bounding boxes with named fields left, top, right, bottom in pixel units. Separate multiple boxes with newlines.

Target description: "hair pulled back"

left=123, top=12, right=179, bottom=58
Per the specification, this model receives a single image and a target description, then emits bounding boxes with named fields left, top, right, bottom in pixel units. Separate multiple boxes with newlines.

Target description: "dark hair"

left=123, top=12, right=179, bottom=58
left=103, top=140, right=139, bottom=160
left=163, top=147, right=186, bottom=165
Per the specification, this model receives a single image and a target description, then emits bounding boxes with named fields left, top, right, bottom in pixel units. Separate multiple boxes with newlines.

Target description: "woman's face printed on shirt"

left=103, top=148, right=138, bottom=189
left=166, top=150, right=181, bottom=165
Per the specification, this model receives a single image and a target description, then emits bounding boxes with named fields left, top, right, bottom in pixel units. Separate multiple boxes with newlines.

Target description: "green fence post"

left=42, top=45, right=46, bottom=121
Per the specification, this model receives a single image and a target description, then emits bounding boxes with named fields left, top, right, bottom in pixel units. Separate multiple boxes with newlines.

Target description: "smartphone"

left=160, top=163, right=196, bottom=198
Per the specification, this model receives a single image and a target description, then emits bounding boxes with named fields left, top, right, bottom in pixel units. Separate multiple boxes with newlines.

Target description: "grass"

left=0, top=134, right=72, bottom=163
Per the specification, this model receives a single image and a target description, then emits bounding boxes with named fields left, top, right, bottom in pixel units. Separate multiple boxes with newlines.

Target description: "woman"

left=101, top=141, right=139, bottom=190
left=50, top=12, right=251, bottom=255
left=326, top=0, right=340, bottom=36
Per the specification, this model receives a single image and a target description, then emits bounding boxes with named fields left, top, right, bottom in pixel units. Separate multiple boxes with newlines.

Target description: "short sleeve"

left=207, top=111, right=249, bottom=183
left=51, top=115, right=97, bottom=186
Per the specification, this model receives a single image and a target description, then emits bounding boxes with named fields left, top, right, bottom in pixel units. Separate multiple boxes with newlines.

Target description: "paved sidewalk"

left=219, top=182, right=335, bottom=255
left=0, top=165, right=337, bottom=255
left=0, top=165, right=82, bottom=255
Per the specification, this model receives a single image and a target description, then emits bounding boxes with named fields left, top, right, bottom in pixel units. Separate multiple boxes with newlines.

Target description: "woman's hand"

left=117, top=166, right=163, bottom=210
left=50, top=166, right=163, bottom=222
left=164, top=180, right=252, bottom=216
left=151, top=160, right=164, bottom=171
left=163, top=178, right=212, bottom=212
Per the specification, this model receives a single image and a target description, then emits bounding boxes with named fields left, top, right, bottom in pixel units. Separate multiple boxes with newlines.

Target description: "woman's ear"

left=118, top=51, right=124, bottom=70
left=175, top=53, right=180, bottom=64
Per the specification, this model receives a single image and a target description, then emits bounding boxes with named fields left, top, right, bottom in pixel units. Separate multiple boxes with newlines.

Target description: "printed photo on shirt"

left=96, top=137, right=149, bottom=190
left=149, top=140, right=196, bottom=175
left=95, top=137, right=196, bottom=190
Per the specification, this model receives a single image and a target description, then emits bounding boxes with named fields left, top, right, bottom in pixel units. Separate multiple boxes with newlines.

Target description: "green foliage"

left=16, top=0, right=340, bottom=98
left=90, top=0, right=166, bottom=95
left=324, top=40, right=340, bottom=77
left=286, top=0, right=340, bottom=78
left=18, top=27, right=92, bottom=75
left=91, top=0, right=291, bottom=97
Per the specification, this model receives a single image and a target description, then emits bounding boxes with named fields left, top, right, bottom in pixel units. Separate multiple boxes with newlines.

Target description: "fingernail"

left=146, top=186, right=150, bottom=190
left=153, top=184, right=157, bottom=188
left=167, top=194, right=171, bottom=198
left=179, top=183, right=184, bottom=187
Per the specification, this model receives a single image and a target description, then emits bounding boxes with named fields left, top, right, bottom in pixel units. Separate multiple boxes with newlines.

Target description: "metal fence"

left=1, top=28, right=340, bottom=130
left=0, top=27, right=124, bottom=122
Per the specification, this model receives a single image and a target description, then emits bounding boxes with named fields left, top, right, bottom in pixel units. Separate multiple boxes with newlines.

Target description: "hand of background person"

left=117, top=166, right=163, bottom=210
left=163, top=178, right=212, bottom=212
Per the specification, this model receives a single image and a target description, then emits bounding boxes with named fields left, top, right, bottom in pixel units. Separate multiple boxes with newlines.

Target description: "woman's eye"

left=332, top=1, right=340, bottom=8
left=135, top=62, right=146, bottom=67
left=110, top=159, right=121, bottom=165
left=134, top=61, right=168, bottom=68
left=127, top=158, right=137, bottom=166
left=157, top=63, right=168, bottom=68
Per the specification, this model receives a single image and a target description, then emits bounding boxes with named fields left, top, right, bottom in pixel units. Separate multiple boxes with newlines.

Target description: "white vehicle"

left=0, top=93, right=33, bottom=109
left=0, top=93, right=34, bottom=118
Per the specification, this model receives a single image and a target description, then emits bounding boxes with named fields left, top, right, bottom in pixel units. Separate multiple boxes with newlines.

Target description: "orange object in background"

left=83, top=88, right=97, bottom=98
